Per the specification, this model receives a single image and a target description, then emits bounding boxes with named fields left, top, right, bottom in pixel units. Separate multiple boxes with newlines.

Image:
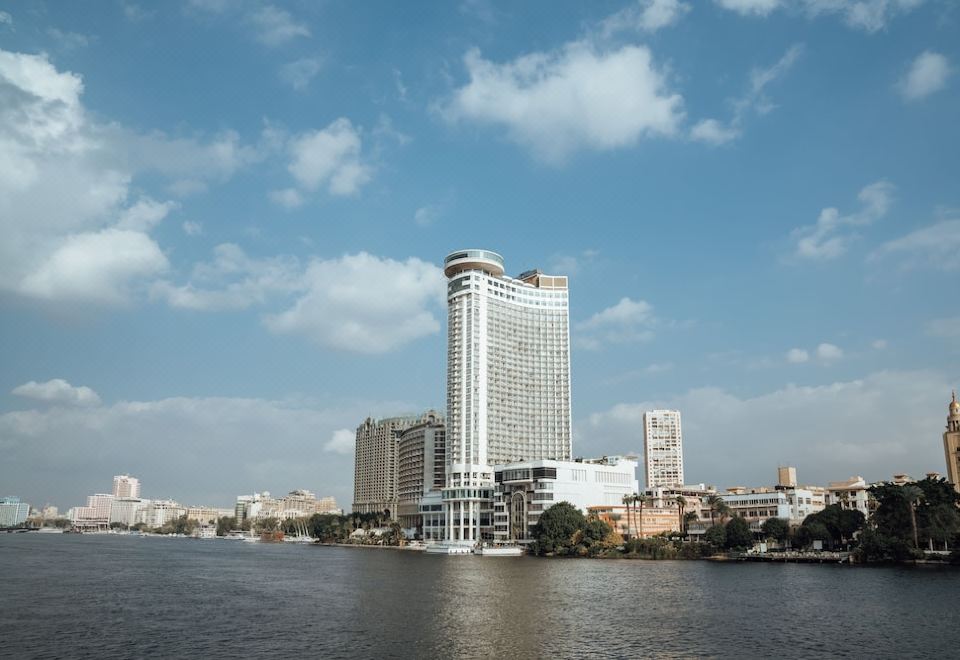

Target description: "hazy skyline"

left=1, top=1, right=957, bottom=509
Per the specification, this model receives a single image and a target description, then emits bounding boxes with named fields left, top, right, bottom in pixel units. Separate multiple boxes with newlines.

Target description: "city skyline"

left=1, top=2, right=958, bottom=510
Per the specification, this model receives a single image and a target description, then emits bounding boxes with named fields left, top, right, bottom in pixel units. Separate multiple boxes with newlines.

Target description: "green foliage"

left=530, top=502, right=585, bottom=555
left=109, top=521, right=128, bottom=530
left=760, top=517, right=789, bottom=542
left=724, top=516, right=753, bottom=550
left=858, top=478, right=960, bottom=561
left=704, top=524, right=726, bottom=548
left=216, top=516, right=237, bottom=537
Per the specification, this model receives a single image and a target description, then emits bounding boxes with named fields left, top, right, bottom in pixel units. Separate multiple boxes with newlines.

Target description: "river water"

left=1, top=534, right=958, bottom=659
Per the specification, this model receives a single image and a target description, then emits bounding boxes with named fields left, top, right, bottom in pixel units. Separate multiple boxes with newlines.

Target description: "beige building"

left=589, top=504, right=682, bottom=539
left=353, top=412, right=437, bottom=516
left=945, top=391, right=960, bottom=493
left=643, top=410, right=684, bottom=488
left=397, top=412, right=445, bottom=529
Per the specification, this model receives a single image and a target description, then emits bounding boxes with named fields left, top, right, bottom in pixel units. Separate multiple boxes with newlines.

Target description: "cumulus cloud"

left=549, top=249, right=599, bottom=276
left=898, top=51, right=951, bottom=101
left=269, top=187, right=305, bottom=209
left=414, top=205, right=440, bottom=227
left=265, top=253, right=446, bottom=353
left=0, top=48, right=258, bottom=304
left=439, top=40, right=683, bottom=164
left=691, top=44, right=802, bottom=145
left=714, top=0, right=782, bottom=16
left=871, top=339, right=888, bottom=350
left=12, top=379, right=101, bottom=407
left=869, top=218, right=960, bottom=271
left=279, top=56, right=323, bottom=91
left=580, top=368, right=952, bottom=489
left=598, top=0, right=691, bottom=36
left=0, top=394, right=411, bottom=510
left=791, top=180, right=894, bottom=260
left=816, top=342, right=843, bottom=361
left=286, top=118, right=372, bottom=196
left=576, top=297, right=657, bottom=350
left=0, top=11, right=12, bottom=25
left=786, top=348, right=810, bottom=363
left=247, top=5, right=310, bottom=47
left=325, top=429, right=355, bottom=455
left=182, top=221, right=202, bottom=236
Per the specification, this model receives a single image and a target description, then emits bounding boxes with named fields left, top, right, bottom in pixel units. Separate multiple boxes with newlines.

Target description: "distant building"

left=778, top=466, right=798, bottom=488
left=236, top=490, right=339, bottom=523
left=109, top=498, right=146, bottom=527
left=643, top=410, right=684, bottom=488
left=72, top=494, right=115, bottom=530
left=353, top=412, right=435, bottom=516
left=0, top=497, right=30, bottom=527
left=397, top=412, right=445, bottom=530
left=40, top=505, right=59, bottom=520
left=137, top=500, right=184, bottom=528
left=112, top=475, right=141, bottom=499
left=491, top=456, right=638, bottom=545
left=943, top=391, right=960, bottom=493
left=825, top=476, right=875, bottom=517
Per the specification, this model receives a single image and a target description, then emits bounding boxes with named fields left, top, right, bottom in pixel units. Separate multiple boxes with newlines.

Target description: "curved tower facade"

left=442, top=249, right=572, bottom=543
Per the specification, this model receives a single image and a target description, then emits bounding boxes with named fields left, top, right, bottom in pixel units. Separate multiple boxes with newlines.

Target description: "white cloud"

left=0, top=48, right=258, bottom=304
left=152, top=243, right=301, bottom=311
left=869, top=218, right=960, bottom=271
left=714, top=0, right=782, bottom=16
left=803, top=0, right=927, bottom=33
left=247, top=5, right=310, bottom=47
left=182, top=221, right=202, bottom=236
left=325, top=429, right=355, bottom=455
left=279, top=57, right=323, bottom=91
left=264, top=253, right=446, bottom=354
left=167, top=179, right=208, bottom=197
left=549, top=249, right=599, bottom=276
left=816, top=342, right=843, bottom=361
left=47, top=28, right=94, bottom=51
left=20, top=229, right=169, bottom=304
left=786, top=348, right=810, bottom=363
left=690, top=118, right=740, bottom=145
left=576, top=297, right=657, bottom=350
left=12, top=379, right=101, bottom=407
left=898, top=51, right=951, bottom=101
left=439, top=40, right=684, bottom=164
left=599, top=0, right=691, bottom=36
left=581, top=368, right=951, bottom=489
left=692, top=44, right=802, bottom=145
left=871, top=339, right=888, bottom=350
left=0, top=393, right=410, bottom=511
left=791, top=180, right=894, bottom=260
left=269, top=187, right=305, bottom=209
left=287, top=118, right=372, bottom=196
left=926, top=317, right=960, bottom=338
left=0, top=11, right=12, bottom=25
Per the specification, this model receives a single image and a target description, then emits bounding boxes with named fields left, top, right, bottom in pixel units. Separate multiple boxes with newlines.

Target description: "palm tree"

left=716, top=501, right=732, bottom=524
left=706, top=494, right=724, bottom=526
left=682, top=511, right=699, bottom=537
left=636, top=494, right=652, bottom=539
left=675, top=495, right=687, bottom=535
left=902, top=485, right=924, bottom=549
left=622, top=493, right=634, bottom=540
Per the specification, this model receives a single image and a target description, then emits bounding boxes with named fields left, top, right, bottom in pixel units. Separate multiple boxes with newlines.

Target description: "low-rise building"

left=492, top=456, right=639, bottom=545
left=825, top=476, right=875, bottom=518
left=137, top=500, right=184, bottom=528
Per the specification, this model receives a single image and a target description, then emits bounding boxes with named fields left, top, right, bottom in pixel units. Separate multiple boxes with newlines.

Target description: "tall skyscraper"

left=443, top=249, right=572, bottom=543
left=112, top=474, right=140, bottom=499
left=643, top=410, right=684, bottom=488
left=943, top=391, right=960, bottom=493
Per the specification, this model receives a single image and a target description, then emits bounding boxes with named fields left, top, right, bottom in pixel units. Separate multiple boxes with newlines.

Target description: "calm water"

left=1, top=534, right=958, bottom=659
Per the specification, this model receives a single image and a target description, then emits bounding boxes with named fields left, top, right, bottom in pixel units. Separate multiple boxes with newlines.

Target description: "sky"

left=1, top=0, right=958, bottom=512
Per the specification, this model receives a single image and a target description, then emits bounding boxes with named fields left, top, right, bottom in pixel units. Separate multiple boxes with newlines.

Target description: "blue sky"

left=1, top=0, right=958, bottom=511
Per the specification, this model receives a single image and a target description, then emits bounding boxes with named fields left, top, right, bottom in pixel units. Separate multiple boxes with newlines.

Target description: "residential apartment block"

left=643, top=410, right=684, bottom=488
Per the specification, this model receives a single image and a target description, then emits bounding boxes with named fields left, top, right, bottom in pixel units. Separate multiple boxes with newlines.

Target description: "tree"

left=216, top=516, right=237, bottom=537
left=531, top=502, right=585, bottom=555
left=704, top=524, right=726, bottom=548
left=706, top=495, right=729, bottom=526
left=675, top=495, right=687, bottom=534
left=682, top=511, right=699, bottom=537
left=902, top=485, right=924, bottom=549
left=109, top=521, right=128, bottom=531
left=725, top=516, right=753, bottom=550
left=760, top=517, right=789, bottom=544
left=622, top=493, right=634, bottom=540
left=636, top=494, right=653, bottom=538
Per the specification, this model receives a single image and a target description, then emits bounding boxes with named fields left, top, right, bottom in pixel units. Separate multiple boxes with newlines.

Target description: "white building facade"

left=492, top=456, right=638, bottom=544
left=112, top=474, right=141, bottom=499
left=0, top=497, right=30, bottom=527
left=643, top=410, right=684, bottom=488
left=443, top=249, right=572, bottom=545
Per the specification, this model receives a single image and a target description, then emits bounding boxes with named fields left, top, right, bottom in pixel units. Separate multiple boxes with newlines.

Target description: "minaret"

left=943, top=391, right=960, bottom=493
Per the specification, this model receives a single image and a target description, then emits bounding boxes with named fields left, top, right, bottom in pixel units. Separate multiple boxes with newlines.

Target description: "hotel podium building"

left=442, top=249, right=572, bottom=545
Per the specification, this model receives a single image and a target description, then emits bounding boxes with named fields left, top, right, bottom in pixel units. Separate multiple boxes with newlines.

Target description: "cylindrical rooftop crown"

left=444, top=249, right=504, bottom=278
